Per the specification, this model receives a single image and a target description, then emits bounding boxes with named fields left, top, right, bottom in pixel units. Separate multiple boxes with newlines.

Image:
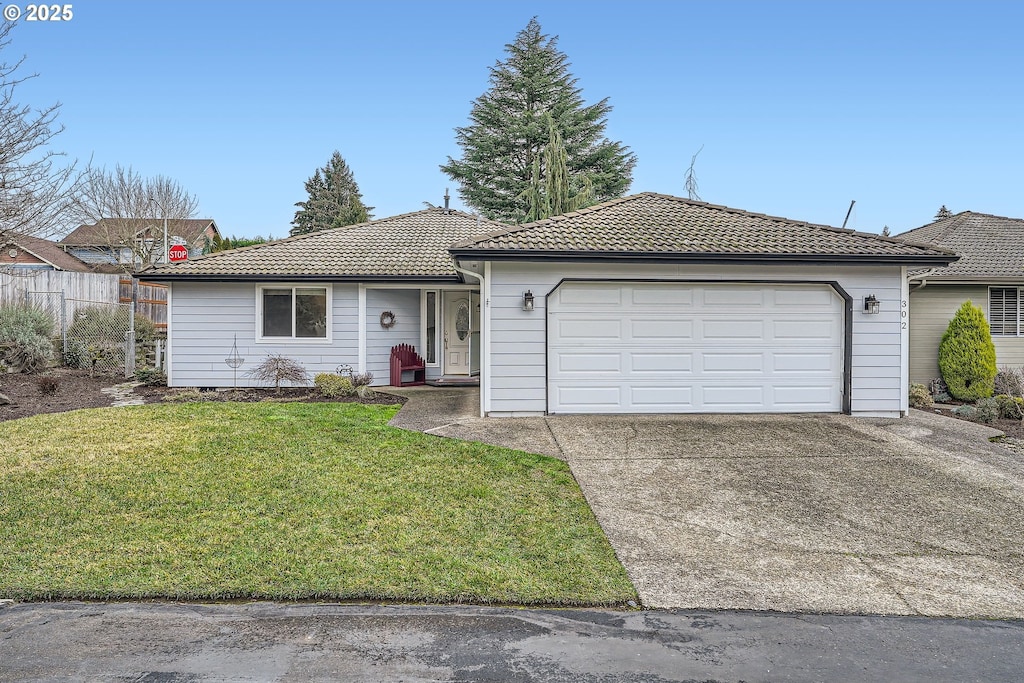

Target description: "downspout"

left=452, top=260, right=486, bottom=418
left=909, top=268, right=937, bottom=292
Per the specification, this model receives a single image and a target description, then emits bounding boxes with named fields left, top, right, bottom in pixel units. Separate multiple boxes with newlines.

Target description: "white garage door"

left=547, top=282, right=843, bottom=414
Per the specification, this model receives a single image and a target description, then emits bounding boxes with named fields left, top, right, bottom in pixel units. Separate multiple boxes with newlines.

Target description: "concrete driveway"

left=388, top=389, right=1024, bottom=617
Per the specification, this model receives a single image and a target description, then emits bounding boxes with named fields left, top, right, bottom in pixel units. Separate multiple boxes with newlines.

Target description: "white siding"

left=168, top=281, right=359, bottom=388
left=485, top=262, right=905, bottom=417
left=365, top=288, right=422, bottom=385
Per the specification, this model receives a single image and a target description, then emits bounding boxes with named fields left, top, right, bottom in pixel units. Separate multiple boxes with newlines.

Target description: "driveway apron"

left=388, top=392, right=1024, bottom=617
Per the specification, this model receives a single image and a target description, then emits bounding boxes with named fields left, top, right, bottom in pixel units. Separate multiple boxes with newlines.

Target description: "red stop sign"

left=168, top=244, right=189, bottom=262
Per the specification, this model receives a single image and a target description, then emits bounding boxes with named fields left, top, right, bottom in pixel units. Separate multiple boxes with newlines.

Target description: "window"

left=989, top=287, right=1022, bottom=336
left=259, top=285, right=329, bottom=340
left=425, top=291, right=438, bottom=364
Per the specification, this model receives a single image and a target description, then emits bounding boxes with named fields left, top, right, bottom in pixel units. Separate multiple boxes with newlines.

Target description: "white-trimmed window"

left=421, top=289, right=439, bottom=365
left=989, top=287, right=1022, bottom=336
left=258, top=285, right=331, bottom=341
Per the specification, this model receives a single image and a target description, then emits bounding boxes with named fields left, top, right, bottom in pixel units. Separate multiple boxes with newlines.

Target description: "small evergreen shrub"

left=134, top=366, right=167, bottom=386
left=908, top=383, right=933, bottom=409
left=314, top=372, right=354, bottom=397
left=938, top=301, right=997, bottom=401
left=952, top=404, right=977, bottom=421
left=355, top=384, right=377, bottom=399
left=974, top=397, right=1000, bottom=424
left=0, top=305, right=55, bottom=373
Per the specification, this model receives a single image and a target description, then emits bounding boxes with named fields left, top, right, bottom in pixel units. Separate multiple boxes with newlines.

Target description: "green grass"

left=0, top=402, right=636, bottom=605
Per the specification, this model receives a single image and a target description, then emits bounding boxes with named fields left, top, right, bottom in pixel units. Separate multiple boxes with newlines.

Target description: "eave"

left=448, top=249, right=959, bottom=267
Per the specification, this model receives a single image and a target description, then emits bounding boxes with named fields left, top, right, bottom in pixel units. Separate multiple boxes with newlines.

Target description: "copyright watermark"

left=3, top=4, right=74, bottom=21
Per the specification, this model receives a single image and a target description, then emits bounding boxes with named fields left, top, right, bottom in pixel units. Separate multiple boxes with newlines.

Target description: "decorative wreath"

left=379, top=310, right=397, bottom=329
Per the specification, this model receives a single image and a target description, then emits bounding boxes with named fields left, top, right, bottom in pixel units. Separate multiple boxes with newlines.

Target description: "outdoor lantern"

left=522, top=290, right=535, bottom=311
left=864, top=294, right=880, bottom=314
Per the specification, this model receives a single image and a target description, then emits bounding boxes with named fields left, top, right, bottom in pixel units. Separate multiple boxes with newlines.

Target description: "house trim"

left=254, top=283, right=333, bottom=345
left=449, top=250, right=956, bottom=267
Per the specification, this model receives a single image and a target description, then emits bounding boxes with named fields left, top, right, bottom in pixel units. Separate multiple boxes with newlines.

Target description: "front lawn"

left=0, top=402, right=635, bottom=605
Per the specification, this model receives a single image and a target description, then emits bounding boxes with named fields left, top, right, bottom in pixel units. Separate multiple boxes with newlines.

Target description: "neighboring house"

left=0, top=234, right=94, bottom=271
left=896, top=211, right=1024, bottom=385
left=145, top=192, right=954, bottom=418
left=60, top=218, right=220, bottom=269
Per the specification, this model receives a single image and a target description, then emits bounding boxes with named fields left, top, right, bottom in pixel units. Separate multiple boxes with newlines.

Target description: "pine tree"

left=934, top=205, right=953, bottom=220
left=441, top=18, right=636, bottom=223
left=291, top=151, right=370, bottom=236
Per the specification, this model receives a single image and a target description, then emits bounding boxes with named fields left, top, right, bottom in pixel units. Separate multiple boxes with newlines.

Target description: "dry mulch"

left=0, top=368, right=403, bottom=423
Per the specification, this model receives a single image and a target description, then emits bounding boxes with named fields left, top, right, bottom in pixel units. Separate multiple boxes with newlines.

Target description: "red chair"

left=390, top=343, right=426, bottom=387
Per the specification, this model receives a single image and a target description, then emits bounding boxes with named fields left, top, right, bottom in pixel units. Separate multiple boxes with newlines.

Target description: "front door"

left=443, top=292, right=471, bottom=375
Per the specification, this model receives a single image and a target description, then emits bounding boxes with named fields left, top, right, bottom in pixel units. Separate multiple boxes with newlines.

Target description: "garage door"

left=547, top=282, right=843, bottom=413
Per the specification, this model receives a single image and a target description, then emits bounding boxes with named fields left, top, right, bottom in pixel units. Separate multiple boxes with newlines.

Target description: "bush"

left=245, top=354, right=308, bottom=392
left=349, top=371, right=373, bottom=388
left=36, top=375, right=58, bottom=395
left=356, top=384, right=377, bottom=399
left=995, top=394, right=1024, bottom=420
left=938, top=301, right=997, bottom=401
left=0, top=304, right=55, bottom=373
left=314, top=372, right=354, bottom=397
left=994, top=367, right=1024, bottom=397
left=975, top=397, right=1000, bottom=424
left=908, top=383, right=933, bottom=409
left=134, top=366, right=167, bottom=386
left=952, top=404, right=977, bottom=421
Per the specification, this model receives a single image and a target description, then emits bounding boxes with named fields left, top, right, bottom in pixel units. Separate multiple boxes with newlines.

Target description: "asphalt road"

left=2, top=602, right=1022, bottom=682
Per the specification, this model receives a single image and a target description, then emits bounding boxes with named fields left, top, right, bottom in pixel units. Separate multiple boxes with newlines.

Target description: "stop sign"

left=168, top=244, right=189, bottom=262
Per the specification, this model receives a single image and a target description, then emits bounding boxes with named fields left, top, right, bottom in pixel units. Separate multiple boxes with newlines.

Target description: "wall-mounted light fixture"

left=522, top=290, right=535, bottom=311
left=863, top=294, right=880, bottom=314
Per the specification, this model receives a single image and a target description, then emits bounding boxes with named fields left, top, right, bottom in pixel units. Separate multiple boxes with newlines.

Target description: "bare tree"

left=0, top=22, right=81, bottom=244
left=74, top=164, right=199, bottom=270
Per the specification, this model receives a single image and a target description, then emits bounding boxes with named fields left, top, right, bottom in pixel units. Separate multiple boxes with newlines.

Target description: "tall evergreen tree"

left=291, top=151, right=370, bottom=236
left=441, top=18, right=636, bottom=223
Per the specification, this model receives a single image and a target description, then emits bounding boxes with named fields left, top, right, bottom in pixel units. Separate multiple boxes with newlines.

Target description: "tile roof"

left=895, top=211, right=1024, bottom=280
left=451, top=193, right=956, bottom=263
left=1, top=234, right=94, bottom=271
left=144, top=208, right=506, bottom=279
left=61, top=219, right=219, bottom=247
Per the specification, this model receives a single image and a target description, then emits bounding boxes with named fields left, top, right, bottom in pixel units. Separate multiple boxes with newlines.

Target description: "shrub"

left=0, top=304, right=55, bottom=373
left=245, top=354, right=308, bottom=392
left=938, top=301, right=997, bottom=401
left=952, top=404, right=977, bottom=421
left=356, top=384, right=377, bottom=399
left=974, top=397, right=1000, bottom=424
left=134, top=366, right=167, bottom=386
left=314, top=372, right=354, bottom=397
left=994, top=367, right=1024, bottom=397
left=908, top=383, right=933, bottom=409
left=36, top=375, right=58, bottom=395
left=349, top=371, right=373, bottom=388
left=995, top=394, right=1024, bottom=420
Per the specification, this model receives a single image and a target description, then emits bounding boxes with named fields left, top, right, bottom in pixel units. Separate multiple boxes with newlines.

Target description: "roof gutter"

left=447, top=249, right=959, bottom=267
left=908, top=267, right=938, bottom=292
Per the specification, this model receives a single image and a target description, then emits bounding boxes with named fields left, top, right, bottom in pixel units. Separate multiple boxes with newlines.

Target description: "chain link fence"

left=18, top=292, right=136, bottom=377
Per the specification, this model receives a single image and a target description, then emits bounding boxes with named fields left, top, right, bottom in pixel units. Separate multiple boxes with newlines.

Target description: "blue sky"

left=9, top=1, right=1024, bottom=238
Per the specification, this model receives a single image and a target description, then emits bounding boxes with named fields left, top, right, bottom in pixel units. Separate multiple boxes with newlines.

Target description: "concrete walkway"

left=386, top=389, right=1024, bottom=617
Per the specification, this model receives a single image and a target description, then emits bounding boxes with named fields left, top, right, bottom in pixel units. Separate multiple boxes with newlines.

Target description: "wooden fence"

left=120, top=278, right=168, bottom=329
left=0, top=270, right=121, bottom=314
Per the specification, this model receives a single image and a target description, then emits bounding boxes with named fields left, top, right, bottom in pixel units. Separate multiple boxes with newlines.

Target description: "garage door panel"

left=702, top=288, right=764, bottom=306
left=703, top=353, right=764, bottom=373
left=555, top=352, right=621, bottom=373
left=548, top=283, right=842, bottom=414
left=632, top=287, right=694, bottom=306
left=557, top=318, right=622, bottom=340
left=630, top=353, right=692, bottom=373
left=630, top=386, right=693, bottom=408
left=773, top=352, right=837, bottom=373
left=630, top=319, right=693, bottom=340
left=703, top=319, right=765, bottom=339
left=774, top=319, right=837, bottom=339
